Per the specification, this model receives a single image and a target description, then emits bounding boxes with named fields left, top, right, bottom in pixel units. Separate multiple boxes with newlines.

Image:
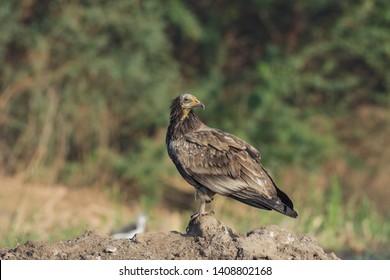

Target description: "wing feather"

left=183, top=129, right=276, bottom=200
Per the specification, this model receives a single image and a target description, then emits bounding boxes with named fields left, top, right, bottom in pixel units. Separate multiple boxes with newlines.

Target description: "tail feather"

left=229, top=192, right=298, bottom=218
left=274, top=186, right=298, bottom=217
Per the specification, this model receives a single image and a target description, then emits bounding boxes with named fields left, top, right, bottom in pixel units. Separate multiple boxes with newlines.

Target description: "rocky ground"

left=0, top=215, right=338, bottom=260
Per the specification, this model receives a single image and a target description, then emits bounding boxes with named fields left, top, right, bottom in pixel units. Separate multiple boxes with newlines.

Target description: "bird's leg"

left=190, top=201, right=205, bottom=220
left=199, top=200, right=206, bottom=215
left=190, top=190, right=214, bottom=220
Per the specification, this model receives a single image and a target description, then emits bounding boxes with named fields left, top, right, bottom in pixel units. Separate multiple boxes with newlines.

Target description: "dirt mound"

left=0, top=215, right=338, bottom=260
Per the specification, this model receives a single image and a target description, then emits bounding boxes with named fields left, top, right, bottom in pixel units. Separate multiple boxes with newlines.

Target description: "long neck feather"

left=166, top=97, right=202, bottom=142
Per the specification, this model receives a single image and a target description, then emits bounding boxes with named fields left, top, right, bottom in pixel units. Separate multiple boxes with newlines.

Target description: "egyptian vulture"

left=166, top=93, right=298, bottom=219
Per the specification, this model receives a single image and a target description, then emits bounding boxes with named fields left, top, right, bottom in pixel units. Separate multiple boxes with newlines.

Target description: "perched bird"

left=166, top=93, right=298, bottom=219
left=111, top=213, right=147, bottom=239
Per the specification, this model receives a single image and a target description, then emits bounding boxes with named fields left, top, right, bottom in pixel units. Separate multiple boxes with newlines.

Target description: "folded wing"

left=181, top=128, right=297, bottom=217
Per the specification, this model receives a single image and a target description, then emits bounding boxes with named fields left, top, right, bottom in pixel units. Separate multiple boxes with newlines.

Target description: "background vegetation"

left=1, top=0, right=389, bottom=259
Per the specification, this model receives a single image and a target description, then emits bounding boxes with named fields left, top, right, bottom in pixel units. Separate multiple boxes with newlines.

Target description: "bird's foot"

left=190, top=210, right=215, bottom=221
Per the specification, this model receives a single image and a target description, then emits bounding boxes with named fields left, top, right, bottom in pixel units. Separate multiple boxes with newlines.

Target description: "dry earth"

left=0, top=215, right=338, bottom=260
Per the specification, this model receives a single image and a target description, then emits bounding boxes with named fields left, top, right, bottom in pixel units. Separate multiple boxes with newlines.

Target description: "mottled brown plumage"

left=166, top=93, right=298, bottom=218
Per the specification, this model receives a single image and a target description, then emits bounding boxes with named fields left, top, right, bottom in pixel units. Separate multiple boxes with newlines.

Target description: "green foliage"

left=324, top=176, right=343, bottom=229
left=0, top=1, right=389, bottom=245
left=0, top=0, right=178, bottom=187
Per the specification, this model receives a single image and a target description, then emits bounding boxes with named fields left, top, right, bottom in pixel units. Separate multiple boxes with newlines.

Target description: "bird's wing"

left=186, top=128, right=261, bottom=161
left=182, top=128, right=277, bottom=201
left=182, top=128, right=297, bottom=216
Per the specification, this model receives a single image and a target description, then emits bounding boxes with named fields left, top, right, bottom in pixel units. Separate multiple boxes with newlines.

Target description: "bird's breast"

left=167, top=137, right=186, bottom=161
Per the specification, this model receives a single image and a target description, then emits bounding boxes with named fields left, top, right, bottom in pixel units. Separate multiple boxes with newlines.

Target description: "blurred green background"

left=0, top=0, right=389, bottom=259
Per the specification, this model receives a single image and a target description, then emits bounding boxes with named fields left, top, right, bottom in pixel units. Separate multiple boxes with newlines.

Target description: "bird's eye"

left=183, top=97, right=191, bottom=103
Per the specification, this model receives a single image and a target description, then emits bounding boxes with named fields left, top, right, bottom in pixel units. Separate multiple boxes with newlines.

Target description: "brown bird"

left=166, top=93, right=298, bottom=219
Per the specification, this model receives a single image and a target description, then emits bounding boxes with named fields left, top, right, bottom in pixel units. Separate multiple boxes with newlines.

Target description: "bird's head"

left=179, top=93, right=205, bottom=110
left=178, top=93, right=205, bottom=120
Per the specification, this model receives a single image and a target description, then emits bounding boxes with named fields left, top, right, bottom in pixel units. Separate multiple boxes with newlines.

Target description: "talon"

left=190, top=211, right=214, bottom=221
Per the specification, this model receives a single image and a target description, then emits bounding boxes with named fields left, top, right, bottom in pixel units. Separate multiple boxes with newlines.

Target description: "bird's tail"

left=229, top=186, right=298, bottom=218
left=274, top=186, right=298, bottom=218
left=274, top=200, right=298, bottom=218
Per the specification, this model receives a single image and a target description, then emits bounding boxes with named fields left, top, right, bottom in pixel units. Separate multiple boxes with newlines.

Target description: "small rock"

left=104, top=246, right=117, bottom=253
left=186, top=214, right=232, bottom=238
